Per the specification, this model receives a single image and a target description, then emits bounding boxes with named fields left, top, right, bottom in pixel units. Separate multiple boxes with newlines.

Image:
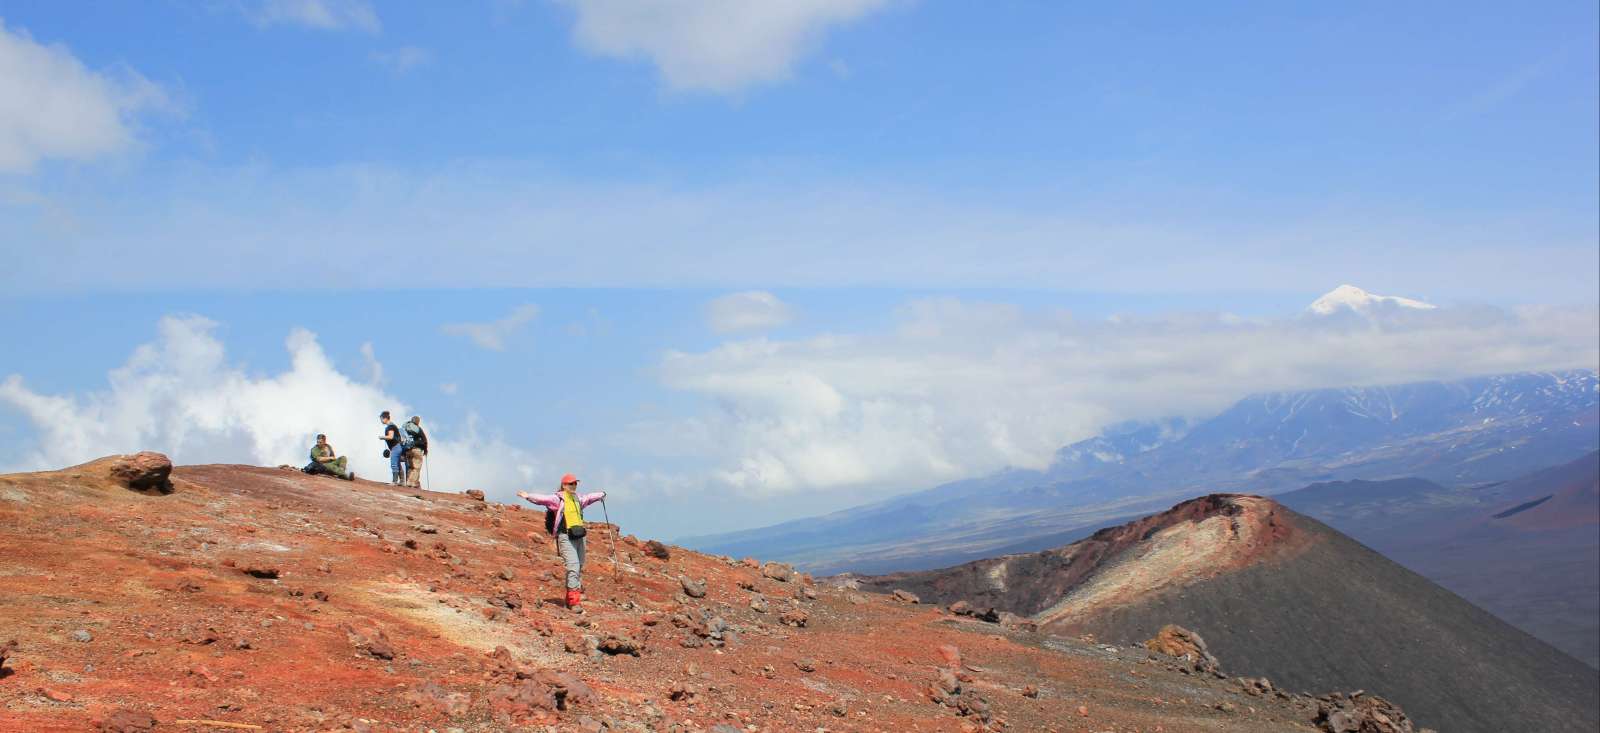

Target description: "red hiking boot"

left=566, top=589, right=583, bottom=613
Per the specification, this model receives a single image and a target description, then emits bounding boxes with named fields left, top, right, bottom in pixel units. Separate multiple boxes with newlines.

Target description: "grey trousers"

left=556, top=532, right=587, bottom=590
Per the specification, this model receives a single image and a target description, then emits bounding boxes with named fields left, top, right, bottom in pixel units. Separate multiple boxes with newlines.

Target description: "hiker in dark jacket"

left=308, top=434, right=354, bottom=480
left=401, top=416, right=427, bottom=488
left=517, top=473, right=606, bottom=613
left=379, top=411, right=409, bottom=485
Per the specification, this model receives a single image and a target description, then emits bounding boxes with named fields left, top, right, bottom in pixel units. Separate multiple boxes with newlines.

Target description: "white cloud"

left=440, top=382, right=459, bottom=395
left=251, top=0, right=381, bottom=33
left=370, top=46, right=433, bottom=74
left=557, top=0, right=894, bottom=92
left=706, top=290, right=794, bottom=333
left=648, top=298, right=1600, bottom=497
left=0, top=315, right=543, bottom=493
left=359, top=341, right=385, bottom=385
left=0, top=20, right=172, bottom=173
left=440, top=304, right=540, bottom=351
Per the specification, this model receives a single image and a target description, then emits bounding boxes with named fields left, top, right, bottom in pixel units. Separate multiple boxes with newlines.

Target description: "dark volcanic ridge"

left=862, top=494, right=1600, bottom=733
left=858, top=494, right=1312, bottom=618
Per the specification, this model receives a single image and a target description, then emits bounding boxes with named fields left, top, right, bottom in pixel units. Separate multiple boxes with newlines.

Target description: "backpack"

left=405, top=423, right=428, bottom=453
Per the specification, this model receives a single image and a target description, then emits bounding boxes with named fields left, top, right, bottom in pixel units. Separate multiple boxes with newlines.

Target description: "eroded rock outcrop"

left=1314, top=692, right=1425, bottom=733
left=1145, top=624, right=1222, bottom=676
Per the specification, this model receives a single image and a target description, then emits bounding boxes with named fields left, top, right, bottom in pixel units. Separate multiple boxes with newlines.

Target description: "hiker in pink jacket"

left=517, top=473, right=606, bottom=612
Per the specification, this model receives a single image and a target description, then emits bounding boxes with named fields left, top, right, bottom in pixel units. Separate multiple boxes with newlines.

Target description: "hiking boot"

left=391, top=471, right=403, bottom=485
left=345, top=471, right=356, bottom=481
left=566, top=589, right=583, bottom=613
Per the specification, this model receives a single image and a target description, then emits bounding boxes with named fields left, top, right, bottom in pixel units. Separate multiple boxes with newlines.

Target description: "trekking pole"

left=600, top=497, right=621, bottom=580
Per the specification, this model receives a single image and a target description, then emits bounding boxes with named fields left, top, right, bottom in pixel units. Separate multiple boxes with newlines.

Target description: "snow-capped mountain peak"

left=1308, top=284, right=1437, bottom=315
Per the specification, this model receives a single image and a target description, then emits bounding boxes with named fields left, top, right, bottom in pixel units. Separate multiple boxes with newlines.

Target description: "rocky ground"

left=1, top=454, right=1406, bottom=732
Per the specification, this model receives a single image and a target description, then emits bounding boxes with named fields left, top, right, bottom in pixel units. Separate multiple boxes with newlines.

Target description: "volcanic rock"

left=762, top=562, right=795, bottom=582
left=239, top=564, right=281, bottom=580
left=598, top=635, right=642, bottom=657
left=892, top=589, right=921, bottom=604
left=98, top=709, right=158, bottom=733
left=644, top=540, right=671, bottom=559
left=679, top=576, right=707, bottom=598
left=779, top=609, right=808, bottom=627
left=1315, top=693, right=1419, bottom=733
left=1145, top=625, right=1221, bottom=676
left=106, top=452, right=174, bottom=494
left=464, top=489, right=485, bottom=501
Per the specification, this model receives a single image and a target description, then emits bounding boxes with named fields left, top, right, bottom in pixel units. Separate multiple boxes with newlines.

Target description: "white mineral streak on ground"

left=985, top=560, right=1009, bottom=593
left=1032, top=496, right=1274, bottom=626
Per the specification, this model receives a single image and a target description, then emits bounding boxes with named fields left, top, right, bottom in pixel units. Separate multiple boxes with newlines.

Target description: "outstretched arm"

left=517, top=491, right=560, bottom=511
left=578, top=491, right=607, bottom=508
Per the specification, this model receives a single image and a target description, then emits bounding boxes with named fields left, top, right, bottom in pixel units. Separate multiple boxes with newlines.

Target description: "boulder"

left=107, top=452, right=174, bottom=494
left=761, top=562, right=795, bottom=582
left=1144, top=624, right=1221, bottom=676
left=98, top=709, right=158, bottom=733
left=597, top=635, right=642, bottom=657
left=464, top=489, right=486, bottom=501
left=892, top=589, right=921, bottom=604
left=644, top=540, right=671, bottom=560
left=679, top=576, right=707, bottom=599
left=1314, top=693, right=1419, bottom=733
left=997, top=612, right=1037, bottom=632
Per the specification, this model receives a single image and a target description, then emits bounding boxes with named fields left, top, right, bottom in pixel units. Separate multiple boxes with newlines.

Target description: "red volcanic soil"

left=0, top=458, right=1339, bottom=733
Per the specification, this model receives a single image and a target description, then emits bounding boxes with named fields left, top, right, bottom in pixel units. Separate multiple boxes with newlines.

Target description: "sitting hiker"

left=517, top=474, right=606, bottom=613
left=309, top=434, right=354, bottom=480
left=402, top=415, right=427, bottom=488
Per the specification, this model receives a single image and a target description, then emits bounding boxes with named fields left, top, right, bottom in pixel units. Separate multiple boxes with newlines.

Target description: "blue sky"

left=1, top=1, right=1596, bottom=539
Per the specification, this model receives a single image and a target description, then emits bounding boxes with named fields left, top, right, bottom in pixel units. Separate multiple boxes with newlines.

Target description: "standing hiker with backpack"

left=517, top=474, right=606, bottom=613
left=379, top=411, right=410, bottom=485
left=402, top=416, right=428, bottom=488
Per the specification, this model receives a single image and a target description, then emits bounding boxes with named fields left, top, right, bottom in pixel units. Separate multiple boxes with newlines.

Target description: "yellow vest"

left=562, top=492, right=584, bottom=530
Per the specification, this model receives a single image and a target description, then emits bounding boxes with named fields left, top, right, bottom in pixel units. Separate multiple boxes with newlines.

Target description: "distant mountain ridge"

left=683, top=369, right=1599, bottom=574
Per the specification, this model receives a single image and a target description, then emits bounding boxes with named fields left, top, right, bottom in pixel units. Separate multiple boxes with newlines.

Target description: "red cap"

left=560, top=473, right=579, bottom=485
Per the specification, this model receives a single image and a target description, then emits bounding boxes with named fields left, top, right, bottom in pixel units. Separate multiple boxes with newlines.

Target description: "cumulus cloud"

left=370, top=46, right=433, bottom=74
left=440, top=304, right=540, bottom=351
left=0, top=20, right=172, bottom=173
left=251, top=0, right=381, bottom=33
left=0, top=315, right=542, bottom=493
left=650, top=297, right=1600, bottom=497
left=557, top=0, right=893, bottom=92
left=706, top=291, right=794, bottom=333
